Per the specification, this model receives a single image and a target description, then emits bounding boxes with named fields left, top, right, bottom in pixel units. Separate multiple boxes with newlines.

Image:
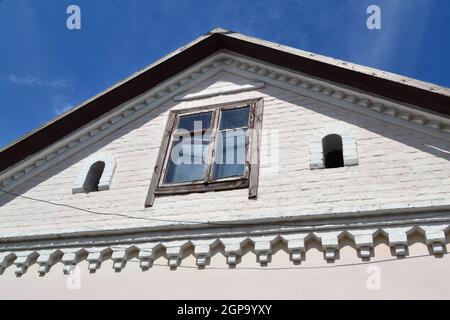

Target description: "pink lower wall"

left=1, top=239, right=449, bottom=299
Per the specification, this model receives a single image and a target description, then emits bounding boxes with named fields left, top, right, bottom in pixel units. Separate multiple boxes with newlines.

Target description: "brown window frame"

left=145, top=98, right=264, bottom=207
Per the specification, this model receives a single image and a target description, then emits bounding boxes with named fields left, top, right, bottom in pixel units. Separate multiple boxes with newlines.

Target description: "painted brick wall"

left=1, top=72, right=450, bottom=238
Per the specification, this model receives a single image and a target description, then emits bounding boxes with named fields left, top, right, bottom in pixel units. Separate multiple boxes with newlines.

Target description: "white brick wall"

left=1, top=71, right=450, bottom=238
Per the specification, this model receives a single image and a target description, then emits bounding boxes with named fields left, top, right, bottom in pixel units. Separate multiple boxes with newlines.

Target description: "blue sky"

left=0, top=0, right=449, bottom=148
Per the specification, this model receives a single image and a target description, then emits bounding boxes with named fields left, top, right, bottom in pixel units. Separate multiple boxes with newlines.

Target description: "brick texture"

left=1, top=72, right=450, bottom=238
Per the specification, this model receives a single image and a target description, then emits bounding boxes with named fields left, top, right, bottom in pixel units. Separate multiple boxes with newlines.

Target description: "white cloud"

left=6, top=74, right=70, bottom=89
left=51, top=95, right=73, bottom=115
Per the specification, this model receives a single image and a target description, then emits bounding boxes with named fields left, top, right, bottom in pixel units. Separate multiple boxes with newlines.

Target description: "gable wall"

left=1, top=71, right=450, bottom=238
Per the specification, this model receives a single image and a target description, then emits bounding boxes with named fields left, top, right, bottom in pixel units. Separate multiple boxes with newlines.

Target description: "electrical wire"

left=125, top=252, right=439, bottom=271
left=3, top=187, right=450, bottom=231
left=0, top=188, right=245, bottom=227
left=0, top=188, right=446, bottom=272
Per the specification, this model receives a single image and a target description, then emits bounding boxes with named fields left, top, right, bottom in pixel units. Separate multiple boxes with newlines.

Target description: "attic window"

left=145, top=98, right=264, bottom=207
left=322, top=134, right=344, bottom=169
left=309, top=126, right=359, bottom=170
left=83, top=161, right=106, bottom=192
left=72, top=154, right=117, bottom=194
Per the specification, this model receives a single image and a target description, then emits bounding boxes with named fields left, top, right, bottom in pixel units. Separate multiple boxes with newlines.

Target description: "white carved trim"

left=13, top=251, right=38, bottom=277
left=111, top=245, right=138, bottom=272
left=0, top=252, right=15, bottom=275
left=218, top=52, right=450, bottom=137
left=174, top=81, right=265, bottom=101
left=420, top=225, right=448, bottom=255
left=61, top=248, right=86, bottom=275
left=165, top=241, right=188, bottom=270
left=309, top=125, right=358, bottom=170
left=72, top=154, right=117, bottom=194
left=36, top=249, right=62, bottom=276
left=1, top=221, right=450, bottom=276
left=86, top=247, right=112, bottom=273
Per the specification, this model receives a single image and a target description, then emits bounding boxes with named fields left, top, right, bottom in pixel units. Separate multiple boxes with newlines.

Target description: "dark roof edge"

left=1, top=28, right=449, bottom=173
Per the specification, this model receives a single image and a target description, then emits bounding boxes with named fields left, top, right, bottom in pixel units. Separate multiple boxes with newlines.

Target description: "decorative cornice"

left=174, top=80, right=265, bottom=101
left=217, top=53, right=450, bottom=137
left=1, top=51, right=450, bottom=197
left=0, top=222, right=448, bottom=276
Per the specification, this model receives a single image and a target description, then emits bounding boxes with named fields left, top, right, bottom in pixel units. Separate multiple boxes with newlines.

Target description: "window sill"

left=154, top=179, right=249, bottom=196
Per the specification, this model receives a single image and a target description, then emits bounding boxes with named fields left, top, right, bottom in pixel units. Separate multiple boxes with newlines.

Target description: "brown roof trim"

left=1, top=28, right=449, bottom=172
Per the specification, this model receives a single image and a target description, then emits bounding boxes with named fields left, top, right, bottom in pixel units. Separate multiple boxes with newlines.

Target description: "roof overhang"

left=1, top=28, right=449, bottom=173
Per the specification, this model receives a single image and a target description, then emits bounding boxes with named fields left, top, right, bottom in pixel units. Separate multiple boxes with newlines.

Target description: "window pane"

left=178, top=112, right=212, bottom=131
left=219, top=107, right=250, bottom=130
left=164, top=134, right=209, bottom=184
left=213, top=129, right=247, bottom=179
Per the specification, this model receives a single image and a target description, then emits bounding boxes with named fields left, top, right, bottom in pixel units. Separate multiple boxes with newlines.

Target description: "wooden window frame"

left=145, top=98, right=264, bottom=207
